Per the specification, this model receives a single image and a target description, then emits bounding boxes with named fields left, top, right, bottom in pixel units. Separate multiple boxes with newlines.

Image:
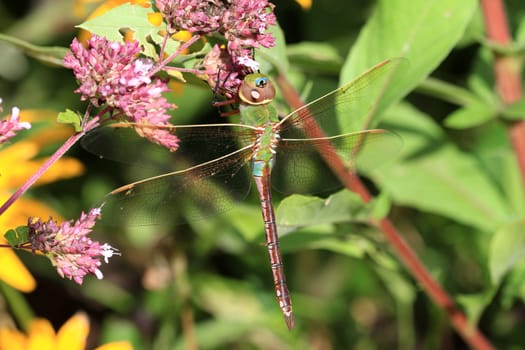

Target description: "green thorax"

left=238, top=73, right=280, bottom=176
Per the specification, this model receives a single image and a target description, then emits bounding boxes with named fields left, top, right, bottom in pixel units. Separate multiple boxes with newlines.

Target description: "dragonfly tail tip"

left=284, top=313, right=295, bottom=330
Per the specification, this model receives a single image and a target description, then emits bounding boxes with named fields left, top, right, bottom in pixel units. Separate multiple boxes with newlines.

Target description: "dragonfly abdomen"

left=253, top=168, right=294, bottom=329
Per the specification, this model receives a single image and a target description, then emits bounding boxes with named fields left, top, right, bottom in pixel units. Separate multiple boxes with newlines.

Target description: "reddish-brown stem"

left=480, top=0, right=525, bottom=188
left=275, top=74, right=494, bottom=350
left=151, top=34, right=201, bottom=76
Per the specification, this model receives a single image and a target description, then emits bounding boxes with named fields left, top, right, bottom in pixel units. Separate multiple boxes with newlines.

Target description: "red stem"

left=480, top=0, right=525, bottom=187
left=275, top=74, right=494, bottom=350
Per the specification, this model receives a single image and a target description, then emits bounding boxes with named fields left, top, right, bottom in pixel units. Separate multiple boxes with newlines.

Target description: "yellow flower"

left=0, top=109, right=84, bottom=292
left=0, top=313, right=133, bottom=350
left=295, top=0, right=312, bottom=10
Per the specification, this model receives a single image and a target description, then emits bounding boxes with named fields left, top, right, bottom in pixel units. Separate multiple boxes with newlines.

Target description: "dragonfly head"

left=239, top=73, right=276, bottom=106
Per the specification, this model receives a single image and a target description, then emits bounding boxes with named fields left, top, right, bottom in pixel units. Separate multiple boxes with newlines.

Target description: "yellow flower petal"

left=95, top=341, right=134, bottom=350
left=27, top=319, right=55, bottom=350
left=56, top=313, right=89, bottom=350
left=18, top=109, right=58, bottom=123
left=0, top=328, right=26, bottom=350
left=147, top=12, right=163, bottom=27
left=295, top=0, right=312, bottom=10
left=0, top=195, right=64, bottom=229
left=0, top=141, right=84, bottom=189
left=0, top=249, right=36, bottom=292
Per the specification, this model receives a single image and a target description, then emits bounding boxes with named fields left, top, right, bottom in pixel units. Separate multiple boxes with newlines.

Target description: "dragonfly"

left=83, top=58, right=403, bottom=329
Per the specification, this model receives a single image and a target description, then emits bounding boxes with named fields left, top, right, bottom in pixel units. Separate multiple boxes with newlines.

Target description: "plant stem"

left=152, top=34, right=201, bottom=76
left=0, top=117, right=99, bottom=217
left=480, top=0, right=525, bottom=189
left=275, top=73, right=494, bottom=350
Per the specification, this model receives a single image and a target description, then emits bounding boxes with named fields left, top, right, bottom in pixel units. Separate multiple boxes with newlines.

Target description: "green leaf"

left=444, top=102, right=496, bottom=129
left=372, top=103, right=511, bottom=231
left=456, top=290, right=496, bottom=325
left=276, top=190, right=373, bottom=234
left=370, top=191, right=392, bottom=221
left=489, top=221, right=525, bottom=286
left=287, top=41, right=343, bottom=74
left=502, top=98, right=525, bottom=121
left=340, top=0, right=478, bottom=129
left=4, top=226, right=29, bottom=246
left=77, top=3, right=170, bottom=58
left=0, top=33, right=68, bottom=67
left=57, top=109, right=82, bottom=132
left=500, top=259, right=525, bottom=309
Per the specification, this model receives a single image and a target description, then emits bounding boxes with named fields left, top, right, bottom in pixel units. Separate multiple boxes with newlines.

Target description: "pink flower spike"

left=27, top=206, right=119, bottom=285
left=64, top=35, right=179, bottom=152
left=0, top=103, right=31, bottom=144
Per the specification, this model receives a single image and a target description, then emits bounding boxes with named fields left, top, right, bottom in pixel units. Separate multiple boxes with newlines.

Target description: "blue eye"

left=255, top=77, right=268, bottom=87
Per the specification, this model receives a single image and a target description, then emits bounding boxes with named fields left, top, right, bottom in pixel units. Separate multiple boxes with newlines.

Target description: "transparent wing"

left=98, top=146, right=254, bottom=227
left=81, top=122, right=258, bottom=170
left=278, top=58, right=406, bottom=137
left=272, top=129, right=401, bottom=194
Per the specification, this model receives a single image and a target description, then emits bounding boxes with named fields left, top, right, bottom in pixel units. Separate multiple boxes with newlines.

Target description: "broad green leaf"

left=340, top=0, right=478, bottom=130
left=4, top=226, right=29, bottom=246
left=456, top=290, right=496, bottom=325
left=287, top=41, right=343, bottom=74
left=500, top=259, right=525, bottom=309
left=0, top=33, right=68, bottom=67
left=371, top=103, right=510, bottom=231
left=370, top=191, right=392, bottom=221
left=444, top=102, right=496, bottom=129
left=470, top=123, right=525, bottom=219
left=280, top=229, right=389, bottom=262
left=57, top=109, right=82, bottom=132
left=502, top=98, right=525, bottom=121
left=276, top=190, right=380, bottom=234
left=489, top=221, right=525, bottom=285
left=193, top=274, right=263, bottom=323
left=467, top=48, right=497, bottom=105
left=77, top=3, right=173, bottom=58
left=223, top=204, right=264, bottom=242
left=517, top=13, right=525, bottom=43
left=416, top=77, right=480, bottom=106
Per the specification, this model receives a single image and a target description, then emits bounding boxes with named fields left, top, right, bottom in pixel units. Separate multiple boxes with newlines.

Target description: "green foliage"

left=0, top=33, right=68, bottom=67
left=4, top=226, right=29, bottom=247
left=77, top=3, right=166, bottom=58
left=4, top=0, right=525, bottom=349
left=57, top=109, right=82, bottom=132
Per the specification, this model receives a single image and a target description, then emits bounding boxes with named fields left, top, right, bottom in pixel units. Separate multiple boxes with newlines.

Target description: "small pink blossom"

left=156, top=0, right=223, bottom=34
left=221, top=0, right=276, bottom=67
left=28, top=207, right=119, bottom=285
left=156, top=0, right=276, bottom=82
left=64, top=36, right=179, bottom=151
left=0, top=99, right=31, bottom=144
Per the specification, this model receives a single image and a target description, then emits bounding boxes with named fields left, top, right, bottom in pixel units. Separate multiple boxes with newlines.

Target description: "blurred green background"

left=1, top=0, right=525, bottom=349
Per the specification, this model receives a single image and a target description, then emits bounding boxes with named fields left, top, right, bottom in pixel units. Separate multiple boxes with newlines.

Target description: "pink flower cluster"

left=64, top=36, right=179, bottom=151
left=156, top=0, right=276, bottom=95
left=28, top=207, right=118, bottom=285
left=0, top=99, right=31, bottom=144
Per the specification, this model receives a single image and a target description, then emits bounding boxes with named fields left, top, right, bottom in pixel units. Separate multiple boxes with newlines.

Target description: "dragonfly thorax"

left=251, top=123, right=280, bottom=177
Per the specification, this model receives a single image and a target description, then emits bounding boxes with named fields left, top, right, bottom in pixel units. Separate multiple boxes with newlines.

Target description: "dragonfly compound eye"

left=255, top=77, right=268, bottom=88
